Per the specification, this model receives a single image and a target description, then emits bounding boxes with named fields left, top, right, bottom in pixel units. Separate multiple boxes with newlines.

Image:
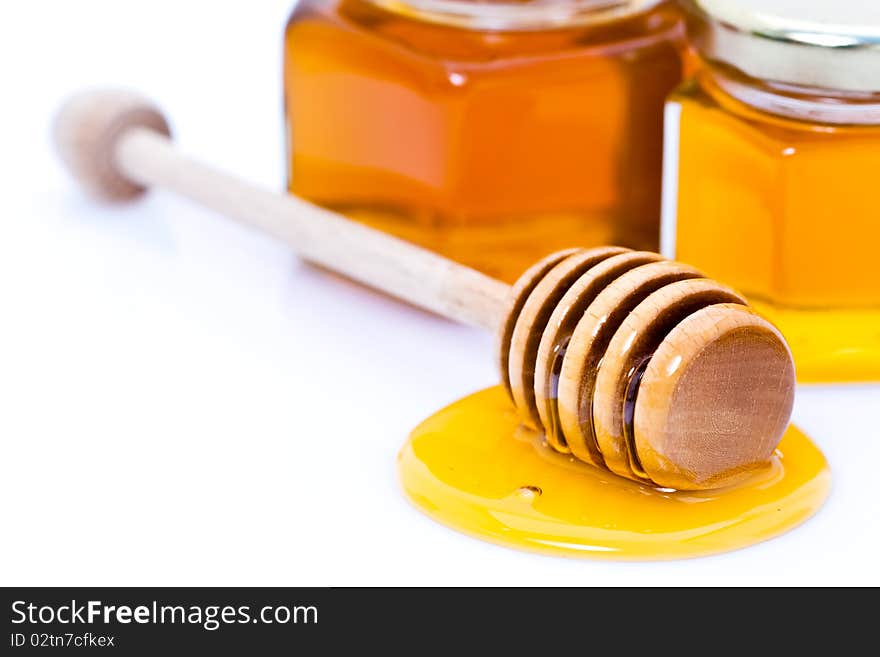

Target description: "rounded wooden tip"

left=500, top=248, right=796, bottom=491
left=592, top=278, right=747, bottom=483
left=53, top=89, right=170, bottom=202
left=634, top=304, right=795, bottom=490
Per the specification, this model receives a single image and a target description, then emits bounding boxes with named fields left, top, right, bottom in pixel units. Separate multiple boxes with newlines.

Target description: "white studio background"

left=0, top=1, right=877, bottom=586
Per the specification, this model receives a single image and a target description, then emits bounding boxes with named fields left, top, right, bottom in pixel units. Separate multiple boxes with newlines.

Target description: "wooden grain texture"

left=591, top=279, right=747, bottom=481
left=532, top=251, right=662, bottom=452
left=555, top=261, right=703, bottom=467
left=634, top=304, right=795, bottom=490
left=507, top=247, right=628, bottom=428
left=498, top=248, right=580, bottom=397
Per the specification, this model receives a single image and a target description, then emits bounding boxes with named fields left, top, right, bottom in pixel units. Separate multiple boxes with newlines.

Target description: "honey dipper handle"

left=121, top=129, right=508, bottom=330
left=54, top=90, right=509, bottom=331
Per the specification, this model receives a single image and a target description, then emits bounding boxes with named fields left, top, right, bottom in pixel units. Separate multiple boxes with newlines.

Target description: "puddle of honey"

left=398, top=386, right=830, bottom=560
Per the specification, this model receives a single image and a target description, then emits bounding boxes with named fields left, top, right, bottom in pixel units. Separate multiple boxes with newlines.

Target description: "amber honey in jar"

left=662, top=0, right=880, bottom=382
left=284, top=0, right=688, bottom=282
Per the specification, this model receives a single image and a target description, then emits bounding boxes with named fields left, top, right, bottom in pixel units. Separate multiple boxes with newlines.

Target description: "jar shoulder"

left=286, top=0, right=687, bottom=62
left=671, top=73, right=880, bottom=141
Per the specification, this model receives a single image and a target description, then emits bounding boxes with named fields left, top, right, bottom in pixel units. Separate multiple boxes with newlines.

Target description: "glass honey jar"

left=662, top=0, right=880, bottom=382
left=284, top=0, right=689, bottom=283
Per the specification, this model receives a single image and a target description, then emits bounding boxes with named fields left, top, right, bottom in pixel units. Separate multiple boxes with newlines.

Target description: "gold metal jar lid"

left=683, top=0, right=880, bottom=93
left=368, top=0, right=665, bottom=31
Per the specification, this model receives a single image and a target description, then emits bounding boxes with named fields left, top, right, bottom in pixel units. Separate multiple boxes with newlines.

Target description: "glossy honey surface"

left=399, top=386, right=830, bottom=559
left=666, top=73, right=880, bottom=381
left=284, top=0, right=687, bottom=282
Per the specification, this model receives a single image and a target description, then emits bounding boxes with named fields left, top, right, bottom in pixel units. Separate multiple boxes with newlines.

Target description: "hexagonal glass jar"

left=284, top=0, right=688, bottom=282
left=662, top=1, right=880, bottom=382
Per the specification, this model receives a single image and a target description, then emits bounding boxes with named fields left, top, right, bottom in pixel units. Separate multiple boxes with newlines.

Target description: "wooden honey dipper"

left=54, top=90, right=795, bottom=491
